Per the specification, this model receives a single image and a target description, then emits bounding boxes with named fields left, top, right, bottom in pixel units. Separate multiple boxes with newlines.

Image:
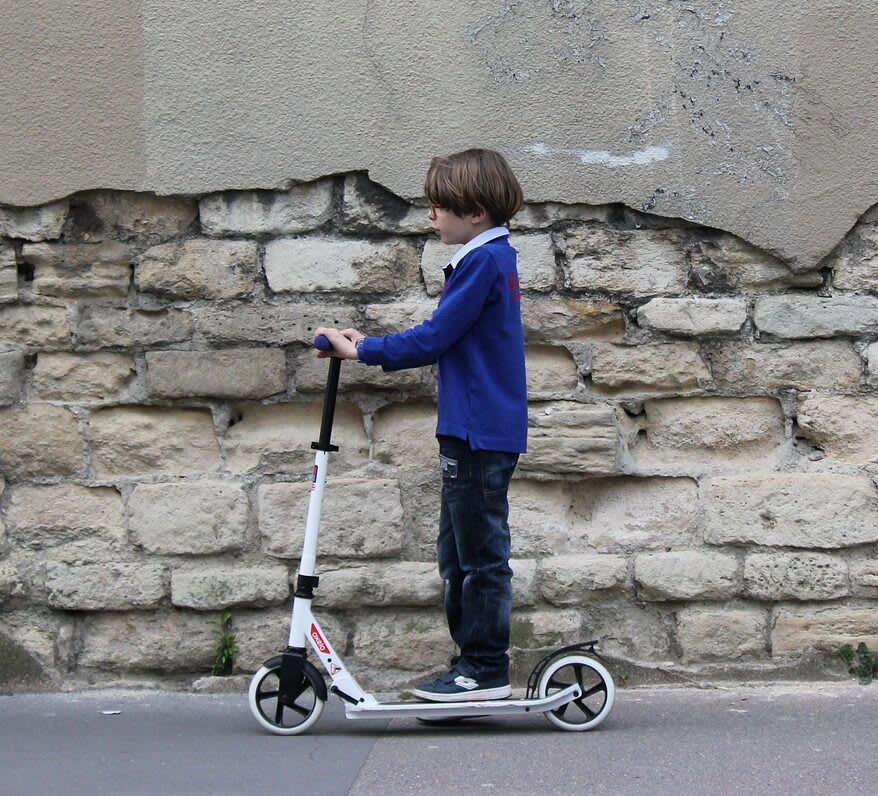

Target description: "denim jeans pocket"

left=480, top=452, right=519, bottom=502
left=439, top=454, right=458, bottom=484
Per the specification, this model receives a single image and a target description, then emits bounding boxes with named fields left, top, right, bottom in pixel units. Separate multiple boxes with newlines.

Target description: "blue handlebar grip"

left=313, top=334, right=332, bottom=352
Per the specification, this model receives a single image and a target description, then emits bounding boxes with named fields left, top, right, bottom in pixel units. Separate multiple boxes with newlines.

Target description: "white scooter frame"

left=248, top=339, right=615, bottom=735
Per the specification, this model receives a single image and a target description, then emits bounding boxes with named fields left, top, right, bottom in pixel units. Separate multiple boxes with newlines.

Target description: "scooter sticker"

left=310, top=465, right=318, bottom=491
left=330, top=663, right=342, bottom=676
left=310, top=623, right=330, bottom=654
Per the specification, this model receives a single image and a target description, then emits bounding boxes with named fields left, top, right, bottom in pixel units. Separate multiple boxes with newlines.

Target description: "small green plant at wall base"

left=835, top=643, right=878, bottom=685
left=212, top=609, right=239, bottom=676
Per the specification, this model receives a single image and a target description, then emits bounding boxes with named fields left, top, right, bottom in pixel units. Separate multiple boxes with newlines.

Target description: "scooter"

left=247, top=335, right=616, bottom=735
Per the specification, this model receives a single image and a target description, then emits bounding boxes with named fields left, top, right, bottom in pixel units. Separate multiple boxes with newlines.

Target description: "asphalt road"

left=2, top=682, right=877, bottom=795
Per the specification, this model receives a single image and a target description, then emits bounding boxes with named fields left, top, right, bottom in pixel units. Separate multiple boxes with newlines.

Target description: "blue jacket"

left=358, top=232, right=528, bottom=453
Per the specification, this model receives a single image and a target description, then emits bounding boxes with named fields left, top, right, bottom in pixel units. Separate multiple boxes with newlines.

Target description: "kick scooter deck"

left=247, top=335, right=616, bottom=735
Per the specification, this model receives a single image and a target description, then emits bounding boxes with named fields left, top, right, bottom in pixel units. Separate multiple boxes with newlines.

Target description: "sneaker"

left=412, top=668, right=512, bottom=702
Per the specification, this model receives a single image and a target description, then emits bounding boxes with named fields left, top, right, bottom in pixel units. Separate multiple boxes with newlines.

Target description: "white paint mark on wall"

left=518, top=142, right=672, bottom=167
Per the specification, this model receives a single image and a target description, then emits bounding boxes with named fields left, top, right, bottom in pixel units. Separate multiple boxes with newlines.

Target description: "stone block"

left=0, top=245, right=17, bottom=304
left=511, top=609, right=582, bottom=650
left=171, top=566, right=290, bottom=610
left=0, top=200, right=68, bottom=240
left=372, top=401, right=438, bottom=467
left=632, top=397, right=785, bottom=469
left=772, top=606, right=878, bottom=657
left=127, top=481, right=248, bottom=555
left=519, top=401, right=618, bottom=477
left=636, top=297, right=747, bottom=335
left=340, top=173, right=431, bottom=235
left=89, top=406, right=221, bottom=478
left=706, top=341, right=862, bottom=391
left=510, top=202, right=611, bottom=230
left=850, top=559, right=878, bottom=597
left=0, top=405, right=82, bottom=478
left=744, top=552, right=849, bottom=601
left=68, top=191, right=197, bottom=241
left=315, top=562, right=441, bottom=608
left=200, top=180, right=334, bottom=235
left=754, top=295, right=878, bottom=338
left=32, top=352, right=135, bottom=401
left=571, top=476, right=699, bottom=552
left=508, top=480, right=575, bottom=556
left=867, top=343, right=878, bottom=387
left=73, top=307, right=193, bottom=349
left=0, top=347, right=24, bottom=405
left=689, top=234, right=821, bottom=291
left=797, top=393, right=878, bottom=465
left=564, top=225, right=688, bottom=296
left=512, top=234, right=558, bottom=291
left=78, top=611, right=217, bottom=672
left=146, top=348, right=287, bottom=399
left=137, top=239, right=259, bottom=300
left=832, top=225, right=878, bottom=291
left=362, top=302, right=437, bottom=334
left=352, top=610, right=451, bottom=671
left=6, top=484, right=125, bottom=549
left=537, top=554, right=628, bottom=605
left=634, top=551, right=739, bottom=600
left=521, top=297, right=625, bottom=342
left=24, top=241, right=133, bottom=298
left=292, top=348, right=426, bottom=394
left=224, top=401, right=368, bottom=474
left=196, top=303, right=358, bottom=346
left=420, top=239, right=456, bottom=296
left=265, top=237, right=420, bottom=293
left=511, top=558, right=537, bottom=607
left=0, top=306, right=71, bottom=351
left=0, top=610, right=68, bottom=673
left=526, top=345, right=579, bottom=398
left=703, top=473, right=878, bottom=548
left=591, top=342, right=711, bottom=392
left=259, top=479, right=405, bottom=559
left=580, top=598, right=673, bottom=661
left=0, top=561, right=23, bottom=600
left=45, top=562, right=167, bottom=610
left=676, top=607, right=768, bottom=662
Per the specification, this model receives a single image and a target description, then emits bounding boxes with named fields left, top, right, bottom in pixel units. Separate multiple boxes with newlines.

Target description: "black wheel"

left=248, top=662, right=325, bottom=735
left=537, top=654, right=615, bottom=731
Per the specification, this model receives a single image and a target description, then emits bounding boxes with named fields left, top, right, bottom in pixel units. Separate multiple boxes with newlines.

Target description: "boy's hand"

left=313, top=327, right=364, bottom=360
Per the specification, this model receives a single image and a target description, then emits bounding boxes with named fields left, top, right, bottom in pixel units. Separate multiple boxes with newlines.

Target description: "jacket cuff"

left=357, top=336, right=382, bottom=365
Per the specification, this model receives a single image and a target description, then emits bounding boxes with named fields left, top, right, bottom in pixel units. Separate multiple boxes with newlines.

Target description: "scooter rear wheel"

left=248, top=661, right=325, bottom=735
left=537, top=654, right=615, bottom=731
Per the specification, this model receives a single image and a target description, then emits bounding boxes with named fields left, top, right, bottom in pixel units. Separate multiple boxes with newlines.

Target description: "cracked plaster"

left=1, top=0, right=876, bottom=269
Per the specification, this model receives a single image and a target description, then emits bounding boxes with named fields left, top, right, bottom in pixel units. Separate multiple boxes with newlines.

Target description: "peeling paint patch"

left=519, top=142, right=671, bottom=167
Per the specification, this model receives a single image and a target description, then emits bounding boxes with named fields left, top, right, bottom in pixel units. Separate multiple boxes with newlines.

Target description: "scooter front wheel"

left=248, top=661, right=325, bottom=735
left=537, top=654, right=615, bottom=732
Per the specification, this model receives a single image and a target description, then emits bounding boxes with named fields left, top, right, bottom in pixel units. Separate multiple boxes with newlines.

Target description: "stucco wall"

left=2, top=1, right=878, bottom=270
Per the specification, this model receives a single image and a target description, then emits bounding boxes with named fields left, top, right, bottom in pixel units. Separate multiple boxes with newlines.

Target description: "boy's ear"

left=470, top=207, right=488, bottom=224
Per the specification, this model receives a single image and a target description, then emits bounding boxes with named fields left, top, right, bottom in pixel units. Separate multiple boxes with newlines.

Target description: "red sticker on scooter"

left=310, top=623, right=329, bottom=654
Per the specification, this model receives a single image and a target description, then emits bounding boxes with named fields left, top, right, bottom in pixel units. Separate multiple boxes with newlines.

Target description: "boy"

left=314, top=148, right=527, bottom=701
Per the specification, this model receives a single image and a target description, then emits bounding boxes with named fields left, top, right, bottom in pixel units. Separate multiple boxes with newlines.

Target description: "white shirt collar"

left=448, top=226, right=510, bottom=269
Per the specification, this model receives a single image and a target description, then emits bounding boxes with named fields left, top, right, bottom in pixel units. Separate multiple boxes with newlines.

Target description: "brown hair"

left=424, top=148, right=524, bottom=226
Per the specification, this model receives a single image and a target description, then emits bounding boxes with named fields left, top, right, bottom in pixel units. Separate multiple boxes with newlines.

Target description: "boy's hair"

left=424, top=148, right=524, bottom=227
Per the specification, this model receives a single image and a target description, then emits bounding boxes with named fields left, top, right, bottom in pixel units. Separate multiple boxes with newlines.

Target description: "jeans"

left=436, top=435, right=519, bottom=681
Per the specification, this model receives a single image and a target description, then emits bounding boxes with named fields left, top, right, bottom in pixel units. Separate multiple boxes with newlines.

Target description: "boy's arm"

left=358, top=250, right=500, bottom=371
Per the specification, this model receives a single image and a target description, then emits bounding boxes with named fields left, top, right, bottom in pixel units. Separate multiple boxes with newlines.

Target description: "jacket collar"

left=447, top=226, right=510, bottom=270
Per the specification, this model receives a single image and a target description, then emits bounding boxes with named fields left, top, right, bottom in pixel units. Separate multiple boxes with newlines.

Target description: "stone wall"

left=1, top=175, right=877, bottom=691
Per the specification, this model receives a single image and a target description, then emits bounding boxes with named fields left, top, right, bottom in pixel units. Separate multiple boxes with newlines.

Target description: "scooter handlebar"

left=313, top=334, right=332, bottom=352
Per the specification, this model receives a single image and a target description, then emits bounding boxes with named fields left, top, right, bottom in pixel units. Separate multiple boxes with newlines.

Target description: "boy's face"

left=428, top=205, right=492, bottom=246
